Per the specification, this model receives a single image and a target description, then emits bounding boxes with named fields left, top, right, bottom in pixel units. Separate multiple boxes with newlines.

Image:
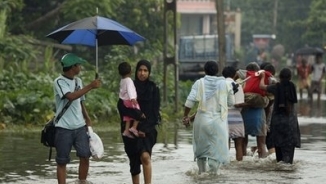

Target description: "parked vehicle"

left=178, top=34, right=237, bottom=81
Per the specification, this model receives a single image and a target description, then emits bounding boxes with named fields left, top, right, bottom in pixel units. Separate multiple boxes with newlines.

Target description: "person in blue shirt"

left=53, top=53, right=101, bottom=184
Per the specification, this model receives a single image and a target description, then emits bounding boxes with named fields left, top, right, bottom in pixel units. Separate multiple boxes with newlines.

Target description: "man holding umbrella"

left=47, top=16, right=144, bottom=183
left=54, top=53, right=101, bottom=184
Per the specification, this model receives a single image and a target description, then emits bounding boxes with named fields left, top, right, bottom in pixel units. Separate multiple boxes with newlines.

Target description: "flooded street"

left=0, top=97, right=326, bottom=184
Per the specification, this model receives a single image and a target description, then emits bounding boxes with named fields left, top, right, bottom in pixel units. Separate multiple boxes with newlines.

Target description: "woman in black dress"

left=259, top=68, right=301, bottom=164
left=117, top=59, right=160, bottom=184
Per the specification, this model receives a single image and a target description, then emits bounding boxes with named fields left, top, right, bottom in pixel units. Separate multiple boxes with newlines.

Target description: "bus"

left=178, top=34, right=237, bottom=81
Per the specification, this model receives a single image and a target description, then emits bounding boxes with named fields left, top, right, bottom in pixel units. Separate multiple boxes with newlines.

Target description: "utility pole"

left=163, top=0, right=178, bottom=148
left=216, top=0, right=226, bottom=74
left=163, top=0, right=178, bottom=112
left=272, top=0, right=279, bottom=35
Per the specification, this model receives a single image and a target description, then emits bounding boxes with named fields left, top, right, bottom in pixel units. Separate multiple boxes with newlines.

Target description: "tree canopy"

left=0, top=0, right=325, bottom=126
left=1, top=0, right=325, bottom=66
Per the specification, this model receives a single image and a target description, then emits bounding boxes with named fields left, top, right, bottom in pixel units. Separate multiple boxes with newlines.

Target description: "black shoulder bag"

left=41, top=79, right=78, bottom=161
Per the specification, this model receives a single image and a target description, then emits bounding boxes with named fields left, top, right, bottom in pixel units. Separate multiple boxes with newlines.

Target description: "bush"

left=0, top=59, right=192, bottom=127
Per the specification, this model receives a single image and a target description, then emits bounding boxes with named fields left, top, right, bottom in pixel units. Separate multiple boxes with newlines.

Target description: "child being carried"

left=236, top=62, right=276, bottom=108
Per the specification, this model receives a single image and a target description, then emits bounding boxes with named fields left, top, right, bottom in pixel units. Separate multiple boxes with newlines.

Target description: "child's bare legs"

left=129, top=121, right=139, bottom=137
left=123, top=121, right=134, bottom=138
left=129, top=111, right=145, bottom=137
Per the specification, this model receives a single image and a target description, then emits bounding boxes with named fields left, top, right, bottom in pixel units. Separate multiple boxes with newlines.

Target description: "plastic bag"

left=88, top=126, right=104, bottom=160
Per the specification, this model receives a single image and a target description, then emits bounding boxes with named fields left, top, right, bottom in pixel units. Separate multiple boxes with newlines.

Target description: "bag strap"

left=47, top=79, right=78, bottom=161
left=54, top=78, right=79, bottom=123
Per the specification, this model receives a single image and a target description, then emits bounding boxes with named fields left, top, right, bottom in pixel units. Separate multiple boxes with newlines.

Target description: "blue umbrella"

left=46, top=16, right=145, bottom=76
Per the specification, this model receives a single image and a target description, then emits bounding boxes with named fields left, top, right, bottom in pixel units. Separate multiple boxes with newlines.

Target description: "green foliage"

left=230, top=0, right=313, bottom=53
left=276, top=0, right=312, bottom=50
left=2, top=0, right=324, bottom=128
left=61, top=0, right=113, bottom=20
left=302, top=0, right=326, bottom=47
left=0, top=60, right=190, bottom=126
left=0, top=69, right=55, bottom=125
left=230, top=0, right=275, bottom=45
left=0, top=35, right=39, bottom=68
left=0, top=0, right=24, bottom=12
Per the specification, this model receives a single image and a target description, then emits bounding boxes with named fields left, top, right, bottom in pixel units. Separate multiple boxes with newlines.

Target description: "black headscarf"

left=276, top=68, right=297, bottom=110
left=277, top=80, right=297, bottom=106
left=134, top=59, right=152, bottom=100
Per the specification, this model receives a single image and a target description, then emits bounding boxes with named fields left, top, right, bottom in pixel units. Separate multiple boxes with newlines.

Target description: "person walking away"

left=118, top=61, right=145, bottom=138
left=117, top=59, right=160, bottom=184
left=260, top=63, right=277, bottom=155
left=236, top=62, right=268, bottom=158
left=54, top=53, right=101, bottom=184
left=296, top=58, right=311, bottom=99
left=222, top=66, right=245, bottom=161
left=259, top=68, right=301, bottom=164
left=182, top=61, right=234, bottom=175
left=310, top=54, right=325, bottom=102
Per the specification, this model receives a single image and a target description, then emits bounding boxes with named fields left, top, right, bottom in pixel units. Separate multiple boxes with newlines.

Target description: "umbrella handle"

left=95, top=72, right=99, bottom=79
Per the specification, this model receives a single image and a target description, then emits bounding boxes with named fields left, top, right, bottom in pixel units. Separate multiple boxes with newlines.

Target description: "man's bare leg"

left=317, top=92, right=321, bottom=103
left=299, top=89, right=303, bottom=99
left=257, top=136, right=267, bottom=158
left=78, top=157, right=89, bottom=181
left=242, top=135, right=248, bottom=156
left=234, top=138, right=244, bottom=161
left=57, top=164, right=66, bottom=184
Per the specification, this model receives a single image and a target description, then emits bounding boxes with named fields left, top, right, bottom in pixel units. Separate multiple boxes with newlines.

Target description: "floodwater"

left=0, top=95, right=326, bottom=184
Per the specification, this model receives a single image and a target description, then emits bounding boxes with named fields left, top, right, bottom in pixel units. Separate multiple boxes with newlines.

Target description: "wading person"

left=236, top=62, right=268, bottom=158
left=296, top=58, right=311, bottom=100
left=117, top=59, right=160, bottom=184
left=259, top=68, right=301, bottom=164
left=310, top=54, right=325, bottom=102
left=182, top=61, right=234, bottom=175
left=222, top=66, right=245, bottom=161
left=54, top=53, right=101, bottom=184
left=260, top=63, right=277, bottom=155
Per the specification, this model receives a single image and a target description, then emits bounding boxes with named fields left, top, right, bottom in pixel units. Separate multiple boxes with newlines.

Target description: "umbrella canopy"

left=46, top=16, right=145, bottom=77
left=46, top=16, right=145, bottom=46
left=296, top=46, right=324, bottom=55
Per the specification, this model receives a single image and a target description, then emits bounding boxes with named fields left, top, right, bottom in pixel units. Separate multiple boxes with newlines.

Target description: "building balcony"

left=177, top=0, right=216, bottom=14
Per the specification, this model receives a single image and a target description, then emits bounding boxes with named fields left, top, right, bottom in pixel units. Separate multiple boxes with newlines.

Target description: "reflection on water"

left=297, top=99, right=326, bottom=144
left=0, top=100, right=325, bottom=184
left=297, top=99, right=326, bottom=117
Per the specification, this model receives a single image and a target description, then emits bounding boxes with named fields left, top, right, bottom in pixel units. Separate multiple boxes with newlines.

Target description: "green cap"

left=61, top=53, right=86, bottom=67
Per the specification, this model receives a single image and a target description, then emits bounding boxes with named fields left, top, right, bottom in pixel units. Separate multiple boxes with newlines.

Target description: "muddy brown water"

left=0, top=97, right=325, bottom=184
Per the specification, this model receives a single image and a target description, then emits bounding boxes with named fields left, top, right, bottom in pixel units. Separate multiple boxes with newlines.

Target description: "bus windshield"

left=178, top=34, right=234, bottom=62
